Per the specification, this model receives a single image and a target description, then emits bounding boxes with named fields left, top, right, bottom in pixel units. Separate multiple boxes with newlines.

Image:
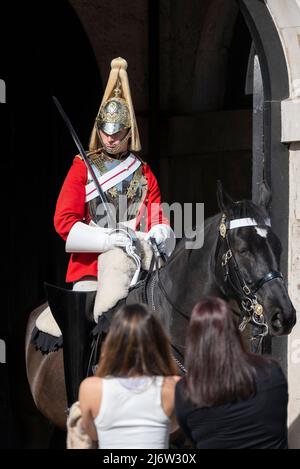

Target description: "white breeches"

left=72, top=277, right=97, bottom=292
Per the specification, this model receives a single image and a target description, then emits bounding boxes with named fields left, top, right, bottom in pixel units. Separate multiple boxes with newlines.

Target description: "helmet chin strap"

left=97, top=128, right=132, bottom=157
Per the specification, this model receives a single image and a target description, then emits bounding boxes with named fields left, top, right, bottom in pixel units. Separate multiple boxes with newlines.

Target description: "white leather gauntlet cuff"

left=66, top=222, right=112, bottom=253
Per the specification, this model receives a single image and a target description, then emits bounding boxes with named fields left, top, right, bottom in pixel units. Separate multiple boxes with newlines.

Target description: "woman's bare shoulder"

left=79, top=377, right=102, bottom=395
left=163, top=375, right=182, bottom=388
left=161, top=376, right=182, bottom=418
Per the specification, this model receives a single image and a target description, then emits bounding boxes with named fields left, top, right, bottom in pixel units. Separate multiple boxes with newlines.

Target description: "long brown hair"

left=184, top=297, right=271, bottom=406
left=96, top=304, right=177, bottom=377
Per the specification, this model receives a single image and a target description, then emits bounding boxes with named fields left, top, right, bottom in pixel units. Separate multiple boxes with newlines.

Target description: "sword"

left=52, top=96, right=115, bottom=228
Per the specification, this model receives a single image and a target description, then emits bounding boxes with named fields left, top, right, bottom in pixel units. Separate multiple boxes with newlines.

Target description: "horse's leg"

left=25, top=304, right=67, bottom=430
left=10, top=309, right=54, bottom=448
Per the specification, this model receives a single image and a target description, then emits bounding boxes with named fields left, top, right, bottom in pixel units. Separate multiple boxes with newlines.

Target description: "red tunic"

left=54, top=156, right=169, bottom=283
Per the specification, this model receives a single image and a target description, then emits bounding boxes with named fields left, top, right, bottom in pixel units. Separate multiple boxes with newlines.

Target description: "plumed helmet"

left=89, top=57, right=141, bottom=152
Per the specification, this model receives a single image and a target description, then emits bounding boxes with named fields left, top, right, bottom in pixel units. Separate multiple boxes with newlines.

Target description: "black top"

left=175, top=361, right=288, bottom=449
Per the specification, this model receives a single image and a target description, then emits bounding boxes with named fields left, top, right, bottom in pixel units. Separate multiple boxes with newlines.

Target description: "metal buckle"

left=242, top=298, right=254, bottom=312
left=243, top=284, right=251, bottom=295
left=219, top=214, right=227, bottom=238
left=222, top=249, right=232, bottom=266
left=239, top=314, right=251, bottom=331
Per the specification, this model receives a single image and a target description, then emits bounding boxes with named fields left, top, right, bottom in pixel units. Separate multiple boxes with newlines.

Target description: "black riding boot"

left=45, top=283, right=96, bottom=409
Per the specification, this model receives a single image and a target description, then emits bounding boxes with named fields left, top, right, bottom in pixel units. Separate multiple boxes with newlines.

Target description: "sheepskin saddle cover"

left=35, top=239, right=153, bottom=336
left=93, top=238, right=153, bottom=322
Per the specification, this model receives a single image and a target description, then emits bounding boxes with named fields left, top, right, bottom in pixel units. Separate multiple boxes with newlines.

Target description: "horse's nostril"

left=271, top=310, right=283, bottom=333
left=270, top=306, right=296, bottom=335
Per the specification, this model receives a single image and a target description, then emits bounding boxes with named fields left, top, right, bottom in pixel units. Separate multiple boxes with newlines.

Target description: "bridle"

left=215, top=214, right=283, bottom=345
left=144, top=213, right=283, bottom=363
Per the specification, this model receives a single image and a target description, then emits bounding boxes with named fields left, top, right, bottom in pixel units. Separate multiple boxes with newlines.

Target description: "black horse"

left=26, top=183, right=296, bottom=428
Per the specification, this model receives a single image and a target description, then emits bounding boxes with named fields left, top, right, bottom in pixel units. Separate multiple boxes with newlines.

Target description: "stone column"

left=266, top=0, right=300, bottom=448
left=287, top=143, right=300, bottom=448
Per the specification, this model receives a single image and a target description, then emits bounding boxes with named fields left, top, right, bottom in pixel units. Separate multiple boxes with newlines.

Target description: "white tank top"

left=94, top=376, right=170, bottom=449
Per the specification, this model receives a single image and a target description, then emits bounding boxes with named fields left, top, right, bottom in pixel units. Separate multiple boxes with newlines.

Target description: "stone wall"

left=266, top=0, right=300, bottom=449
left=287, top=143, right=300, bottom=448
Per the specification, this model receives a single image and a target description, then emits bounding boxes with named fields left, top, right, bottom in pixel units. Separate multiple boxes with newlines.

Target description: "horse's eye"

left=239, top=248, right=249, bottom=255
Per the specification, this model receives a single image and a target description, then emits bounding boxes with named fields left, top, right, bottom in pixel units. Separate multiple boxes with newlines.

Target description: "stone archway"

left=240, top=0, right=300, bottom=448
left=239, top=1, right=290, bottom=361
left=3, top=0, right=299, bottom=448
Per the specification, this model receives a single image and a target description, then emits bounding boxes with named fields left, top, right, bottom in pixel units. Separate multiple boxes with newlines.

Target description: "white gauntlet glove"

left=145, top=224, right=176, bottom=257
left=66, top=222, right=130, bottom=253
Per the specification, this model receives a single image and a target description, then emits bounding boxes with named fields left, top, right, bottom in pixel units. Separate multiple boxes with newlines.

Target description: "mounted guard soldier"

left=33, top=57, right=176, bottom=409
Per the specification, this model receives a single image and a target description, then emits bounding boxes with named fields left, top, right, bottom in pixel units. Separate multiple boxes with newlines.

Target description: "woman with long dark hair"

left=78, top=304, right=180, bottom=449
left=175, top=297, right=288, bottom=449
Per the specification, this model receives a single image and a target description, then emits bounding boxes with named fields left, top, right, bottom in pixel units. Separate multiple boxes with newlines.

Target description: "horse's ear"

left=216, top=180, right=235, bottom=215
left=258, top=180, right=272, bottom=210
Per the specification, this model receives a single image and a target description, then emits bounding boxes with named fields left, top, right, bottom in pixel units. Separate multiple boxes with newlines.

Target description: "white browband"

left=228, top=217, right=271, bottom=230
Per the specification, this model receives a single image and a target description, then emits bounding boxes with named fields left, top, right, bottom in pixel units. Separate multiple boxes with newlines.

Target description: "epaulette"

left=86, top=148, right=102, bottom=160
left=75, top=148, right=102, bottom=161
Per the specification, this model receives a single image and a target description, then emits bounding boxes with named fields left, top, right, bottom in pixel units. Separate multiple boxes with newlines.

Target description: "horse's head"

left=215, top=182, right=296, bottom=336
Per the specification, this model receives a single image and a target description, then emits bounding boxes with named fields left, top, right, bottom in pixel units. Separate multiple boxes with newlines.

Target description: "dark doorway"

left=1, top=0, right=101, bottom=448
left=158, top=2, right=253, bottom=219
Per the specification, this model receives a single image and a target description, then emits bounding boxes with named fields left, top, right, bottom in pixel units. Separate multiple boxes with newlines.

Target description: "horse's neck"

left=160, top=214, right=222, bottom=312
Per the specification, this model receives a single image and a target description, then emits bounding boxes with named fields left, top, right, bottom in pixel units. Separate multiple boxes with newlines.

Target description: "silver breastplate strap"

left=86, top=152, right=148, bottom=227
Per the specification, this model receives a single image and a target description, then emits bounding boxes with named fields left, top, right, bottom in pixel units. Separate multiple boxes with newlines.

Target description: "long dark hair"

left=184, top=297, right=271, bottom=406
left=96, top=303, right=177, bottom=377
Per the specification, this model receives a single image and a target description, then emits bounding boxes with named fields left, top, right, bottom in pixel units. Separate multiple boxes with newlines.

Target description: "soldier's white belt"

left=85, top=154, right=141, bottom=203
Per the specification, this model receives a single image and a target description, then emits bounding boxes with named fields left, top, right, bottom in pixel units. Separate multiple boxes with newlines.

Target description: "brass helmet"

left=89, top=57, right=141, bottom=152
left=96, top=83, right=131, bottom=136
